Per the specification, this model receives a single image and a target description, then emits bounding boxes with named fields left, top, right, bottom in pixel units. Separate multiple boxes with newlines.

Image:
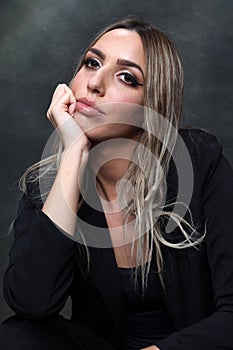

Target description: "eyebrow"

left=88, top=47, right=144, bottom=78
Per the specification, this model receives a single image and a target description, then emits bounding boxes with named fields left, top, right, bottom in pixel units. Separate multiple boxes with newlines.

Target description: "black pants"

left=0, top=315, right=116, bottom=350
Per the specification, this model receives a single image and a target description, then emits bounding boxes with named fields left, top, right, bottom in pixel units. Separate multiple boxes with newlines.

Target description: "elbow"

left=4, top=300, right=60, bottom=322
left=4, top=294, right=49, bottom=322
left=3, top=284, right=60, bottom=322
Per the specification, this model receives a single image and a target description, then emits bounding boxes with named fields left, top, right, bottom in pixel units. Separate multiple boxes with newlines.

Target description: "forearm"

left=4, top=84, right=89, bottom=319
left=42, top=145, right=88, bottom=236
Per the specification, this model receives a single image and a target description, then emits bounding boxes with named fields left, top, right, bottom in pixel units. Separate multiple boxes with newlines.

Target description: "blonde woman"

left=1, top=18, right=233, bottom=350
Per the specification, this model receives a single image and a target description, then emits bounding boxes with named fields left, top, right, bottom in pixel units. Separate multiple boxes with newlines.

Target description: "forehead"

left=92, top=28, right=146, bottom=69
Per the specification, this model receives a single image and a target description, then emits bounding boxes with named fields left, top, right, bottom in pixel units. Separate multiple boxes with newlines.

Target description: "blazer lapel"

left=77, top=185, right=125, bottom=335
left=161, top=246, right=185, bottom=330
left=76, top=176, right=185, bottom=333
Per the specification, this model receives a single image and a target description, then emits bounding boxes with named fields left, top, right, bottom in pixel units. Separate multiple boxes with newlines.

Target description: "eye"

left=118, top=72, right=143, bottom=87
left=84, top=57, right=101, bottom=69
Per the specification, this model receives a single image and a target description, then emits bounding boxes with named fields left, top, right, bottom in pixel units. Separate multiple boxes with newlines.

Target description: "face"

left=70, top=28, right=146, bottom=143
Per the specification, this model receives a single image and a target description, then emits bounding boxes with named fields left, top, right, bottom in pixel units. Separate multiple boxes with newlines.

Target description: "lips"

left=76, top=98, right=104, bottom=117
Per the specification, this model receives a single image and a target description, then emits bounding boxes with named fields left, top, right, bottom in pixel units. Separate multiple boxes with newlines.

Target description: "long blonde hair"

left=20, top=18, right=205, bottom=291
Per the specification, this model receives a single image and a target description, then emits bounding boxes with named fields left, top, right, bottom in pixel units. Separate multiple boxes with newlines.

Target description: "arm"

left=3, top=193, right=78, bottom=320
left=3, top=84, right=89, bottom=320
left=156, top=130, right=233, bottom=349
left=42, top=83, right=90, bottom=236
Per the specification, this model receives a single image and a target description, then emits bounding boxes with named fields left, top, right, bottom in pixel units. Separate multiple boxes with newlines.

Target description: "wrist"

left=61, top=142, right=89, bottom=161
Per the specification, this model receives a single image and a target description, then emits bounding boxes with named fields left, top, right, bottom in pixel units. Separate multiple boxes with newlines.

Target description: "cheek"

left=70, top=72, right=85, bottom=91
left=108, top=89, right=144, bottom=106
left=105, top=100, right=144, bottom=128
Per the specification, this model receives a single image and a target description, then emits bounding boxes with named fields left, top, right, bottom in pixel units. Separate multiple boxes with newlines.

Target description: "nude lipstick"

left=76, top=97, right=104, bottom=116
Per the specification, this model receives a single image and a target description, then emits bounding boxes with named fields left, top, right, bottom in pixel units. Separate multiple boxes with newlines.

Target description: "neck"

left=88, top=139, right=136, bottom=208
left=96, top=158, right=130, bottom=203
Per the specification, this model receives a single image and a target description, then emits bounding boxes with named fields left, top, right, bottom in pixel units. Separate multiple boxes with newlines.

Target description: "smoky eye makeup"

left=82, top=50, right=144, bottom=87
left=117, top=71, right=143, bottom=87
left=83, top=56, right=102, bottom=69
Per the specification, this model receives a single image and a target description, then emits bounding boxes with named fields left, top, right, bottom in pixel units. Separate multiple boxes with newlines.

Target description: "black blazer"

left=3, top=128, right=233, bottom=349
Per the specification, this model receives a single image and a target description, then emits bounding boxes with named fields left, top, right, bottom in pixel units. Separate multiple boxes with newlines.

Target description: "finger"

left=50, top=84, right=75, bottom=110
left=68, top=102, right=76, bottom=116
left=52, top=83, right=68, bottom=99
left=56, top=84, right=76, bottom=103
left=47, top=89, right=75, bottom=120
left=56, top=90, right=76, bottom=112
left=47, top=84, right=66, bottom=118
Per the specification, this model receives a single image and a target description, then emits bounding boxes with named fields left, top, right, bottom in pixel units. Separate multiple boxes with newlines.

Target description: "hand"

left=141, top=346, right=160, bottom=350
left=47, top=83, right=89, bottom=151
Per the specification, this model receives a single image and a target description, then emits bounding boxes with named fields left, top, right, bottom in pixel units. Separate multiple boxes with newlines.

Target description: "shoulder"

left=178, top=127, right=223, bottom=166
left=178, top=127, right=223, bottom=153
left=179, top=128, right=233, bottom=191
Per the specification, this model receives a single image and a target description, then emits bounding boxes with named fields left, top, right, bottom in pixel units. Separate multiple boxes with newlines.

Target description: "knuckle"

left=47, top=108, right=52, bottom=119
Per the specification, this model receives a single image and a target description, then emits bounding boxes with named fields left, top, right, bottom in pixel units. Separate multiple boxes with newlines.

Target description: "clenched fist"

left=47, top=83, right=89, bottom=151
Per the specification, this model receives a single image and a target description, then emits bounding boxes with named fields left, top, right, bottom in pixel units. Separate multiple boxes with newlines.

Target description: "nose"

left=87, top=69, right=105, bottom=96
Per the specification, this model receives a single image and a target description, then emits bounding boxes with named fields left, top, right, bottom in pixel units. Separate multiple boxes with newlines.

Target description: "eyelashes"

left=83, top=57, right=143, bottom=87
left=84, top=57, right=101, bottom=69
left=118, top=72, right=143, bottom=87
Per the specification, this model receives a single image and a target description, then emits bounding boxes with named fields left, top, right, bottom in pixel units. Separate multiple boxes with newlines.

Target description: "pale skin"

left=44, top=28, right=160, bottom=350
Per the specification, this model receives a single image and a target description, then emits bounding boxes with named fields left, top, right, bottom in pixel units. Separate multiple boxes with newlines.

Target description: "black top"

left=3, top=128, right=233, bottom=350
left=119, top=260, right=175, bottom=349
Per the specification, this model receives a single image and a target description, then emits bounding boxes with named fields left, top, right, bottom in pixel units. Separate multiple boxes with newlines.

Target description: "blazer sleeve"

left=157, top=129, right=233, bottom=349
left=3, top=182, right=77, bottom=321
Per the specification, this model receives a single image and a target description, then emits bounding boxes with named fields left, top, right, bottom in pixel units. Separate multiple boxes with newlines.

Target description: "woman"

left=1, top=17, right=233, bottom=350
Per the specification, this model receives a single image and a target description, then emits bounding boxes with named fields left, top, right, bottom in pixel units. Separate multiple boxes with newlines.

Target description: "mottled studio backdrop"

left=0, top=0, right=232, bottom=322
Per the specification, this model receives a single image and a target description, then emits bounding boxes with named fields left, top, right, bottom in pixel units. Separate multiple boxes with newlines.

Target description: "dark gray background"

left=0, top=0, right=232, bottom=323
